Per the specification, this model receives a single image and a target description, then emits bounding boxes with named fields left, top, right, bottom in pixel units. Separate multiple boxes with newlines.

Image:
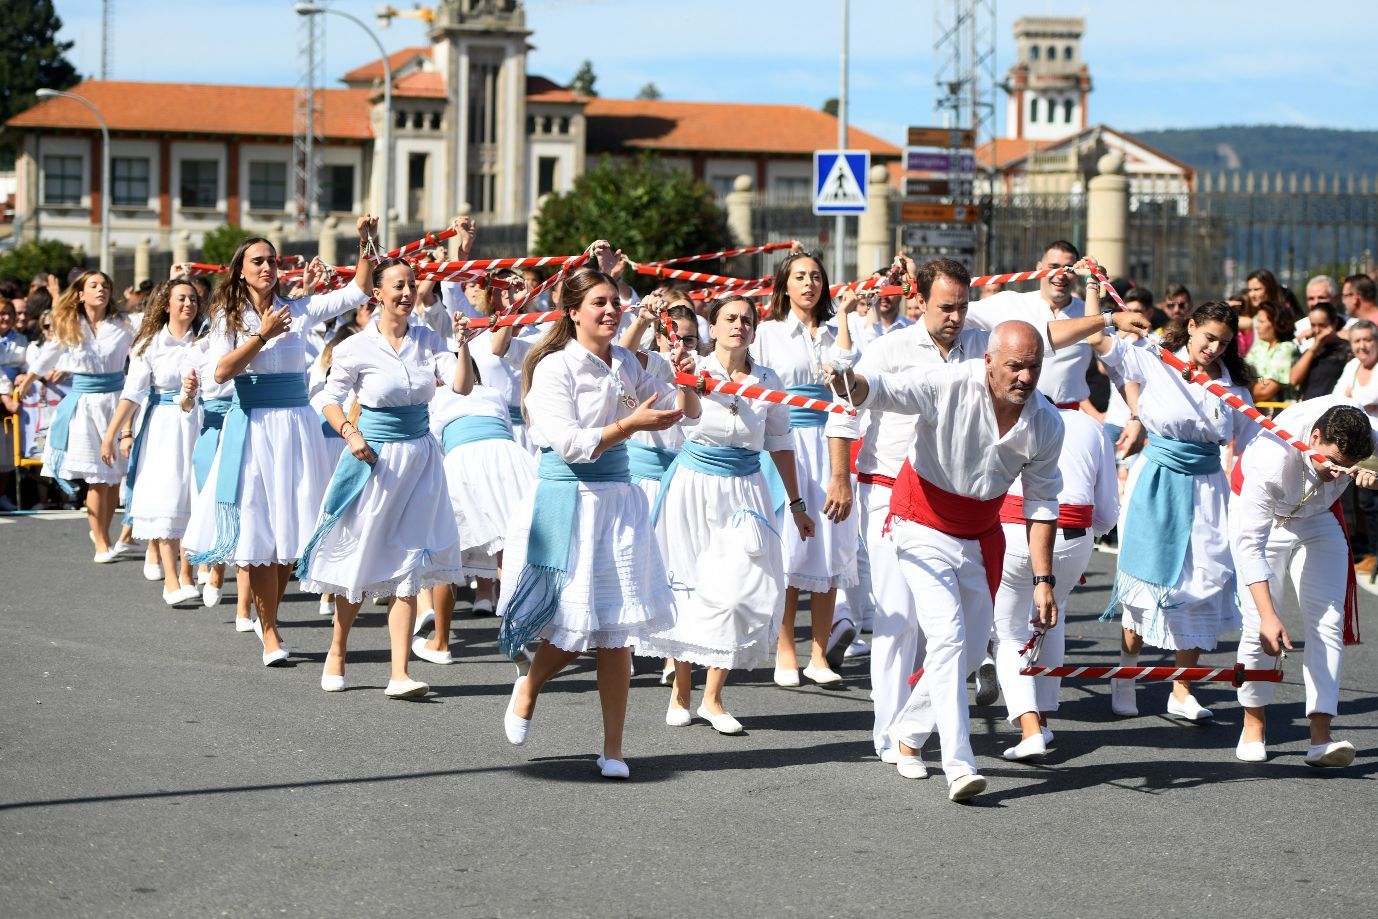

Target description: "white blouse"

left=122, top=328, right=195, bottom=405
left=526, top=340, right=678, bottom=464
left=206, top=285, right=369, bottom=377
left=320, top=323, right=447, bottom=409
left=181, top=338, right=235, bottom=401
left=681, top=352, right=792, bottom=453
left=429, top=371, right=510, bottom=436
left=630, top=350, right=684, bottom=451
left=1332, top=357, right=1378, bottom=414
left=749, top=312, right=839, bottom=389
left=29, top=316, right=134, bottom=376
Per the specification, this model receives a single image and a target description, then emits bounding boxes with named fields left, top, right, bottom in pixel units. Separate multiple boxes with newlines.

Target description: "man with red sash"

left=1229, top=395, right=1376, bottom=768
left=834, top=320, right=1064, bottom=802
left=993, top=405, right=1119, bottom=762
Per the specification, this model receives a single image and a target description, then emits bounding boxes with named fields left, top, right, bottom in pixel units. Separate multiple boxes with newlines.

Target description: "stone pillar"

left=527, top=195, right=550, bottom=253
left=1086, top=151, right=1129, bottom=278
left=267, top=221, right=284, bottom=255
left=173, top=231, right=191, bottom=268
left=725, top=175, right=754, bottom=249
left=856, top=163, right=893, bottom=276
left=134, top=238, right=152, bottom=285
left=319, top=215, right=340, bottom=267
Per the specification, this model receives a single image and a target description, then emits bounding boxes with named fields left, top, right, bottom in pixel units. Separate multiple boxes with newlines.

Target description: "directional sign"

left=904, top=177, right=955, bottom=198
left=813, top=150, right=870, bottom=215
left=903, top=226, right=978, bottom=251
left=907, top=127, right=975, bottom=148
left=900, top=202, right=979, bottom=224
left=906, top=150, right=976, bottom=173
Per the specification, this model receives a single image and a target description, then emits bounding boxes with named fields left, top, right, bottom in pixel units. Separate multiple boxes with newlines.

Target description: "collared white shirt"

left=28, top=315, right=134, bottom=376
left=852, top=313, right=913, bottom=350
left=527, top=339, right=678, bottom=464
left=631, top=350, right=684, bottom=451
left=121, top=327, right=195, bottom=405
left=858, top=359, right=1064, bottom=519
left=181, top=337, right=235, bottom=401
left=428, top=370, right=510, bottom=436
left=980, top=288, right=1090, bottom=404
left=681, top=351, right=792, bottom=453
left=1232, top=395, right=1377, bottom=586
left=207, top=284, right=369, bottom=377
left=320, top=322, right=447, bottom=409
left=749, top=311, right=839, bottom=389
left=0, top=329, right=28, bottom=379
left=1007, top=407, right=1119, bottom=536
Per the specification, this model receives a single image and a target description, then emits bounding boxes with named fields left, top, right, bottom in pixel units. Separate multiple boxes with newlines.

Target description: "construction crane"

left=376, top=4, right=435, bottom=28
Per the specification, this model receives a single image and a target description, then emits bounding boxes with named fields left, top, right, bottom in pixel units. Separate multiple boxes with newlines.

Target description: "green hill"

left=1132, top=126, right=1378, bottom=177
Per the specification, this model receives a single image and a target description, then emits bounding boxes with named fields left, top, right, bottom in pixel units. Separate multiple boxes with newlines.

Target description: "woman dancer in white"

left=27, top=271, right=133, bottom=561
left=751, top=250, right=858, bottom=686
left=500, top=258, right=700, bottom=779
left=296, top=257, right=468, bottom=697
left=1094, top=301, right=1259, bottom=719
left=99, top=278, right=202, bottom=606
left=184, top=217, right=376, bottom=667
left=652, top=295, right=814, bottom=732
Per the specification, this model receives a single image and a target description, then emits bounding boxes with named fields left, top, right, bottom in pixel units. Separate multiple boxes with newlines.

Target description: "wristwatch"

left=1032, top=574, right=1056, bottom=588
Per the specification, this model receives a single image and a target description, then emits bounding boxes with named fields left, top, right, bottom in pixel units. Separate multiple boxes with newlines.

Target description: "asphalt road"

left=2, top=511, right=1376, bottom=918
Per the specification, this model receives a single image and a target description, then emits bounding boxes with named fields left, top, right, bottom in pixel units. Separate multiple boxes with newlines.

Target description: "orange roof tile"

left=584, top=98, right=900, bottom=158
left=342, top=46, right=432, bottom=82
left=393, top=71, right=447, bottom=99
left=526, top=76, right=580, bottom=105
left=6, top=80, right=373, bottom=140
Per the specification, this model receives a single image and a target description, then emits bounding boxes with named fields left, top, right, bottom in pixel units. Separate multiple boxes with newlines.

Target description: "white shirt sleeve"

left=1091, top=428, right=1120, bottom=536
left=120, top=352, right=153, bottom=404
left=528, top=356, right=601, bottom=463
left=857, top=364, right=940, bottom=418
left=296, top=283, right=371, bottom=327
left=1232, top=443, right=1286, bottom=586
left=319, top=341, right=361, bottom=408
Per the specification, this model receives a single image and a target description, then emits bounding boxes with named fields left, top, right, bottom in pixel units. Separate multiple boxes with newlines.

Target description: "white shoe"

left=948, top=773, right=987, bottom=802
left=802, top=664, right=844, bottom=686
left=1305, top=740, right=1356, bottom=768
left=696, top=705, right=743, bottom=735
left=110, top=540, right=139, bottom=559
left=472, top=598, right=495, bottom=616
left=321, top=672, right=346, bottom=693
left=142, top=562, right=162, bottom=581
left=384, top=678, right=430, bottom=699
left=411, top=636, right=453, bottom=665
left=773, top=666, right=800, bottom=687
left=203, top=586, right=222, bottom=607
left=665, top=704, right=693, bottom=727
left=843, top=637, right=871, bottom=659
left=196, top=568, right=209, bottom=586
left=824, top=618, right=857, bottom=670
left=1166, top=693, right=1213, bottom=721
left=162, top=586, right=200, bottom=608
left=596, top=755, right=630, bottom=779
left=319, top=597, right=336, bottom=618
left=974, top=657, right=998, bottom=706
left=1110, top=678, right=1139, bottom=716
left=504, top=677, right=530, bottom=745
left=895, top=754, right=928, bottom=780
left=235, top=615, right=257, bottom=633
left=262, top=647, right=290, bottom=667
left=412, top=608, right=435, bottom=635
left=93, top=550, right=117, bottom=564
left=1002, top=734, right=1048, bottom=762
left=660, top=662, right=676, bottom=686
left=879, top=747, right=901, bottom=764
left=1235, top=738, right=1268, bottom=762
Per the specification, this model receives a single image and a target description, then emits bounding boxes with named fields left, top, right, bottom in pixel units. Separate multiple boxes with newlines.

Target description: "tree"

left=534, top=155, right=734, bottom=291
left=635, top=82, right=662, bottom=101
left=821, top=98, right=839, bottom=117
left=0, top=1, right=79, bottom=128
left=570, top=60, right=597, bottom=97
left=201, top=224, right=253, bottom=268
left=0, top=238, right=83, bottom=281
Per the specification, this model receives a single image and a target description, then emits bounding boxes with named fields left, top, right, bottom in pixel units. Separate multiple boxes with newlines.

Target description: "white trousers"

left=888, top=520, right=992, bottom=783
left=992, top=524, right=1094, bottom=723
left=1231, top=511, right=1346, bottom=717
left=860, top=483, right=926, bottom=754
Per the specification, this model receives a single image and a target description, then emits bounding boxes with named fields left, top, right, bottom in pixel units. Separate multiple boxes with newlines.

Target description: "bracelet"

left=339, top=422, right=356, bottom=438
left=614, top=419, right=632, bottom=440
left=789, top=498, right=806, bottom=514
left=1128, top=415, right=1139, bottom=422
left=119, top=431, right=134, bottom=440
left=253, top=332, right=268, bottom=347
left=1102, top=310, right=1114, bottom=330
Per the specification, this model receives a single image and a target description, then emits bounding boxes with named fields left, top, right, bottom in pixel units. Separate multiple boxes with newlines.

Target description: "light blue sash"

left=442, top=415, right=513, bottom=452
left=651, top=440, right=787, bottom=525
left=192, top=397, right=232, bottom=492
left=122, top=389, right=181, bottom=524
left=497, top=444, right=630, bottom=657
left=1103, top=435, right=1221, bottom=619
left=786, top=383, right=831, bottom=430
left=188, top=372, right=309, bottom=565
left=295, top=404, right=432, bottom=577
left=46, top=370, right=124, bottom=496
left=320, top=413, right=342, bottom=441
left=507, top=404, right=525, bottom=428
left=627, top=441, right=678, bottom=484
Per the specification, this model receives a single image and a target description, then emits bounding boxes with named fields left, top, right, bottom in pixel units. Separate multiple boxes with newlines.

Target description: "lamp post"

left=295, top=2, right=392, bottom=248
left=835, top=0, right=849, bottom=284
left=37, top=88, right=110, bottom=272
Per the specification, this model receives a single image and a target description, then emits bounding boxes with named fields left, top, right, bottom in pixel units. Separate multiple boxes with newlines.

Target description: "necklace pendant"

left=621, top=394, right=636, bottom=410
left=728, top=401, right=739, bottom=416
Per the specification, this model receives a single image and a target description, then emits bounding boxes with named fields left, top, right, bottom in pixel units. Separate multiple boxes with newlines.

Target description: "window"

left=774, top=176, right=810, bottom=199
left=112, top=157, right=150, bottom=207
left=1046, top=45, right=1056, bottom=60
left=709, top=175, right=735, bottom=198
left=537, top=156, right=558, bottom=198
left=1030, top=45, right=1039, bottom=61
left=248, top=161, right=287, bottom=211
left=180, top=159, right=219, bottom=209
left=43, top=155, right=82, bottom=205
left=1064, top=45, right=1073, bottom=61
left=1029, top=98, right=1038, bottom=124
left=1064, top=99, right=1074, bottom=124
left=317, top=164, right=355, bottom=213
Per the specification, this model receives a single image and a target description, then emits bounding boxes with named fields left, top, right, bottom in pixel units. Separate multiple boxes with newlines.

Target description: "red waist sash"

left=886, top=460, right=1005, bottom=600
left=1054, top=401, right=1081, bottom=410
left=999, top=494, right=1093, bottom=528
left=857, top=472, right=897, bottom=489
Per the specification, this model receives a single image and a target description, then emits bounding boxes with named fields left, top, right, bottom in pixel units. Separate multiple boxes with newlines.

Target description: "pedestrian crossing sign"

left=813, top=150, right=870, bottom=215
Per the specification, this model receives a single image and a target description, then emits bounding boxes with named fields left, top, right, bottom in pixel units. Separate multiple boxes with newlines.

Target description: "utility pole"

left=835, top=0, right=849, bottom=284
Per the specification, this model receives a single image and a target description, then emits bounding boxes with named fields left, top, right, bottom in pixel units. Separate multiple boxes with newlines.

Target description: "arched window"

left=1064, top=45, right=1073, bottom=60
left=1030, top=44, right=1039, bottom=61
left=1029, top=98, right=1038, bottom=123
left=1047, top=45, right=1056, bottom=60
left=1064, top=99, right=1074, bottom=123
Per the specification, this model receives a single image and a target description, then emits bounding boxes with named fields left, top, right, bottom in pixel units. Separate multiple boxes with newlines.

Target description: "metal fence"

left=750, top=194, right=857, bottom=282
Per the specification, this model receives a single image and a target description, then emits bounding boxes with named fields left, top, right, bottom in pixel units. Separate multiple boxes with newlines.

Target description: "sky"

left=53, top=0, right=1376, bottom=145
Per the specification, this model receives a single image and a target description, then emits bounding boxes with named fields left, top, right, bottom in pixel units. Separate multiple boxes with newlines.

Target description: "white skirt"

left=184, top=404, right=337, bottom=567
left=442, top=437, right=537, bottom=557
left=784, top=426, right=858, bottom=592
left=128, top=403, right=201, bottom=540
left=512, top=420, right=539, bottom=456
left=498, top=480, right=676, bottom=653
left=648, top=468, right=785, bottom=670
left=299, top=436, right=465, bottom=602
left=1117, top=462, right=1240, bottom=651
left=633, top=477, right=671, bottom=563
left=41, top=390, right=125, bottom=486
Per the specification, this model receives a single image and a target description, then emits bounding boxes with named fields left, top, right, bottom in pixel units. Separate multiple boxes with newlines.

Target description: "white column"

left=1086, top=151, right=1129, bottom=278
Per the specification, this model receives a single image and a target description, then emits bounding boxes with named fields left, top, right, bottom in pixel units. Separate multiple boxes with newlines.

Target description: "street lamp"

left=295, top=2, right=392, bottom=248
left=37, top=88, right=111, bottom=272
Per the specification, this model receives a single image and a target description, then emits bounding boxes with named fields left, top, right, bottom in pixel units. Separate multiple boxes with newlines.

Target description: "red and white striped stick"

left=411, top=254, right=586, bottom=283
left=181, top=262, right=226, bottom=276
left=1019, top=663, right=1282, bottom=684
left=643, top=240, right=797, bottom=267
left=387, top=225, right=459, bottom=261
left=458, top=250, right=592, bottom=346
left=673, top=371, right=855, bottom=416
left=633, top=263, right=759, bottom=287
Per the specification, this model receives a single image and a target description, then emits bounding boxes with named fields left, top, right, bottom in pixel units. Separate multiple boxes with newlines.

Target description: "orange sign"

left=900, top=203, right=979, bottom=224
left=906, top=127, right=975, bottom=148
